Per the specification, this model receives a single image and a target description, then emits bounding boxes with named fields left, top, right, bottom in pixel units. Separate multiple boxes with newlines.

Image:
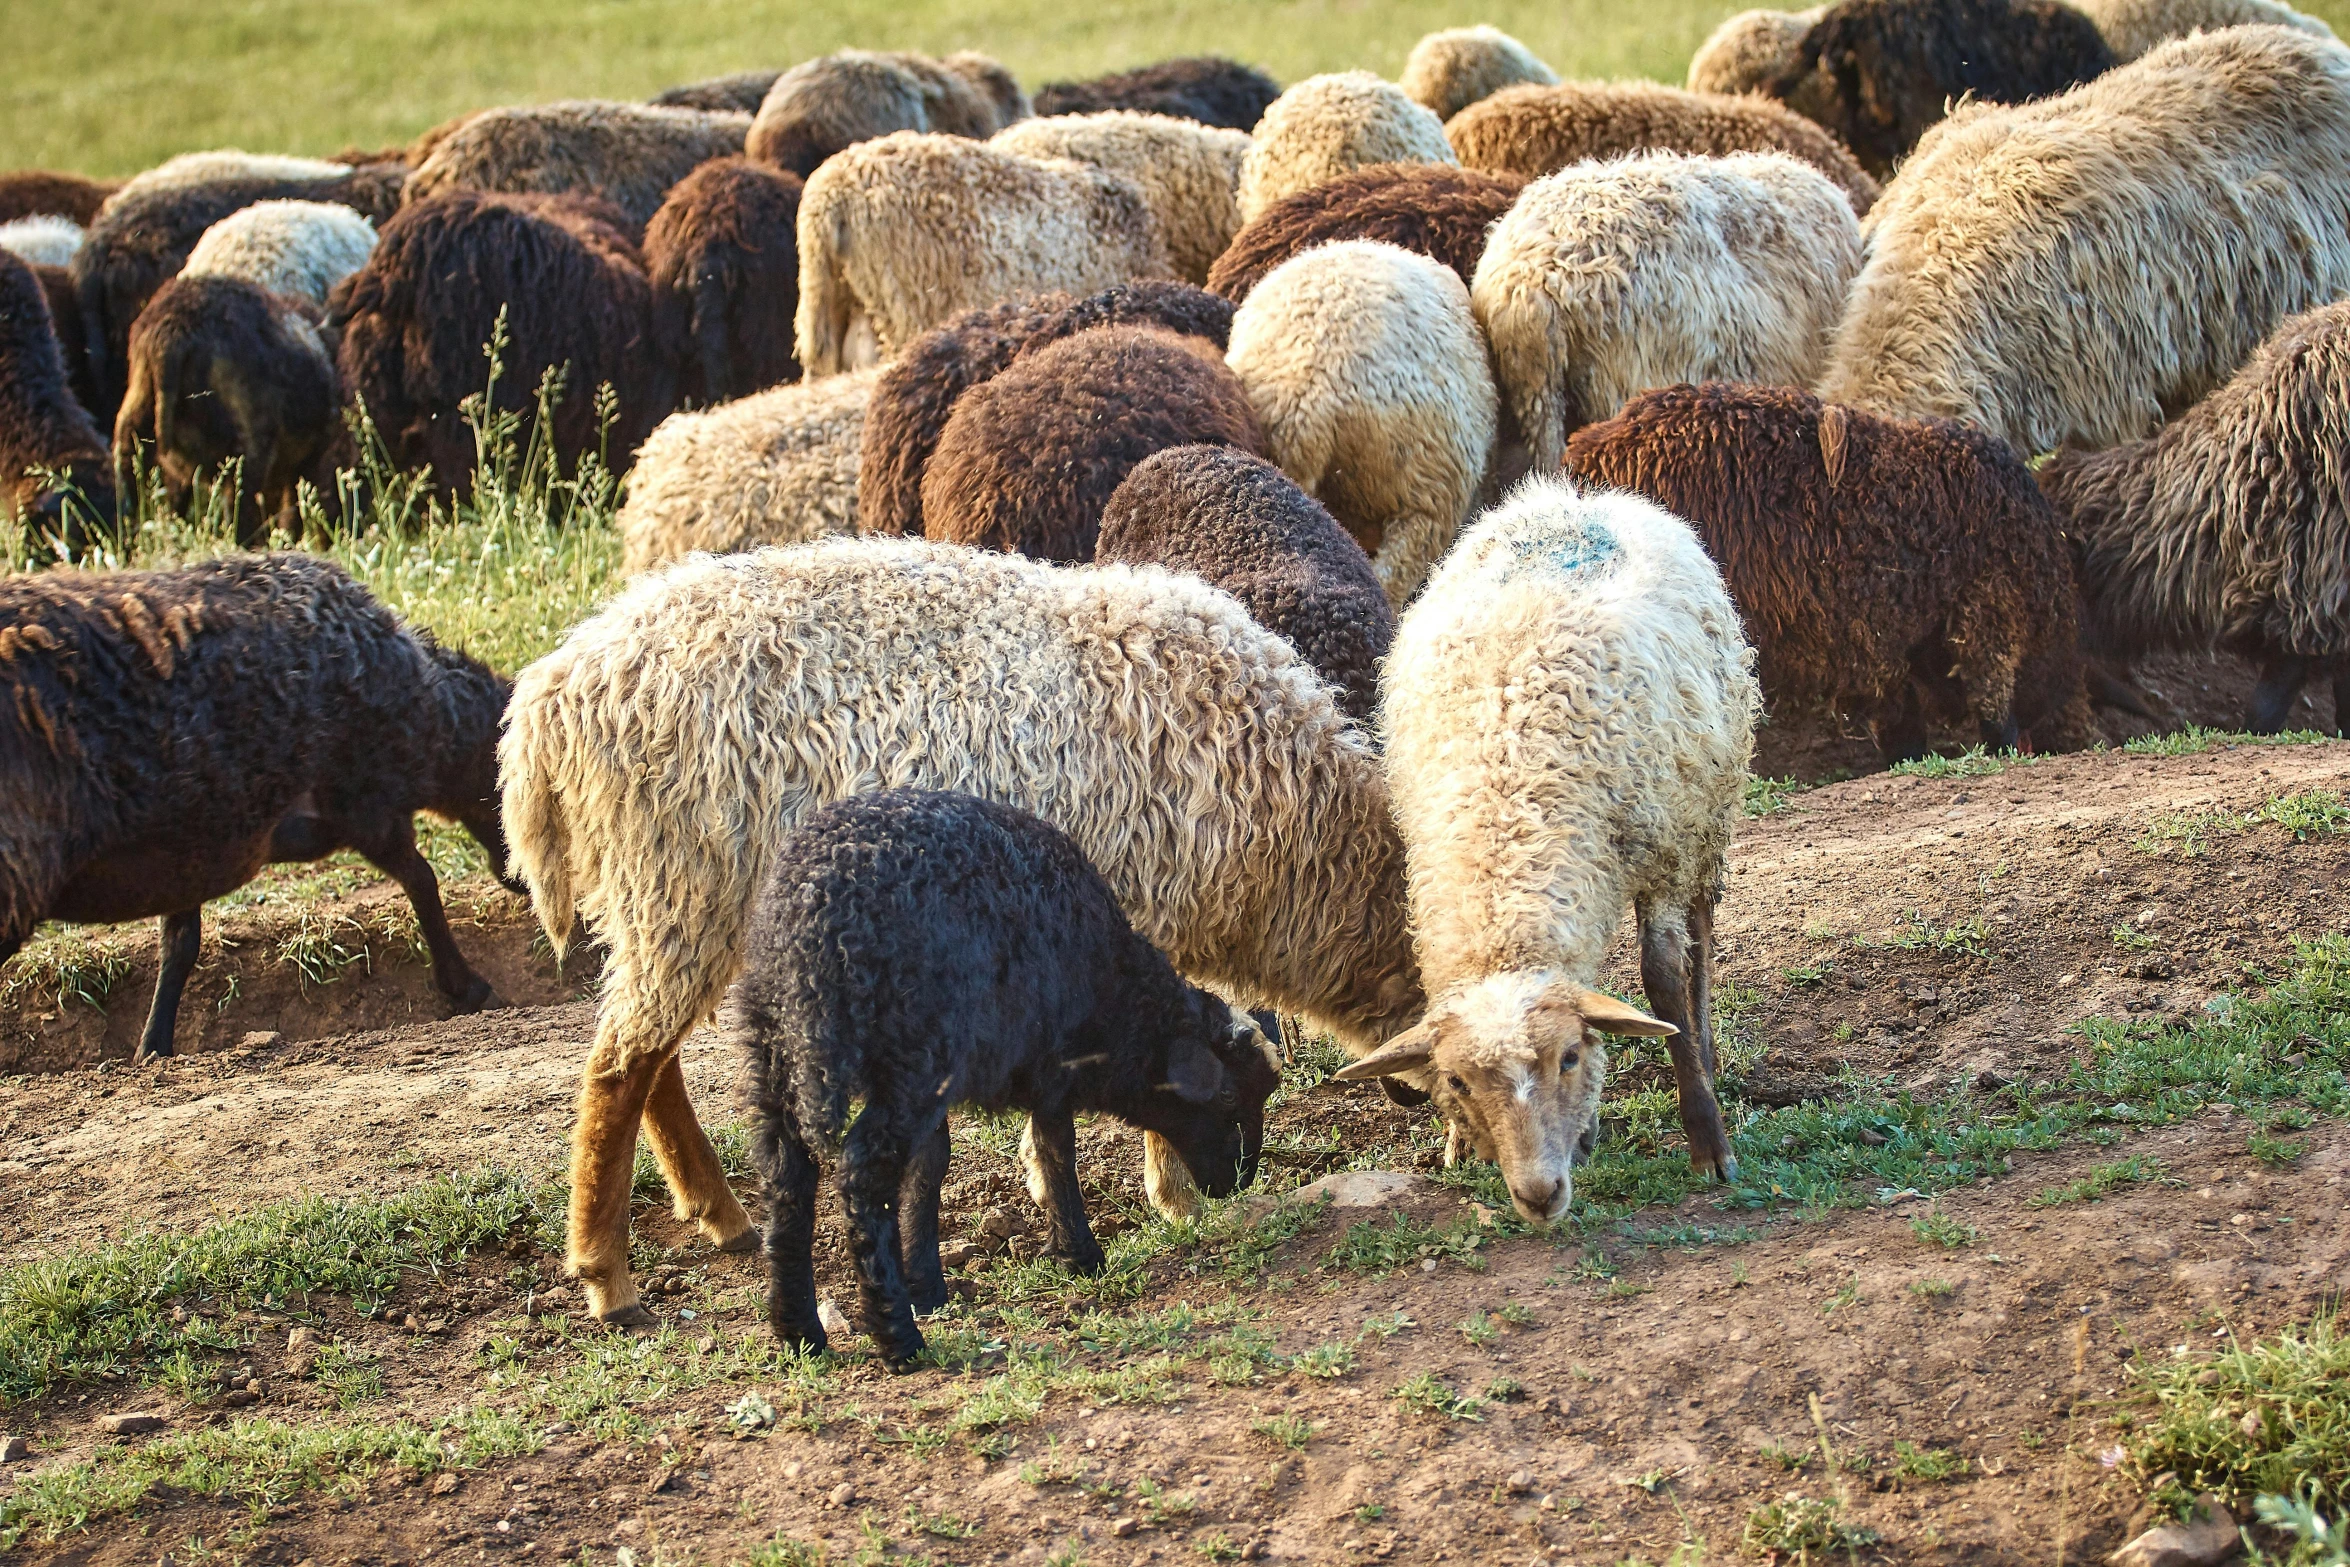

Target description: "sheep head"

left=1331, top=970, right=1672, bottom=1222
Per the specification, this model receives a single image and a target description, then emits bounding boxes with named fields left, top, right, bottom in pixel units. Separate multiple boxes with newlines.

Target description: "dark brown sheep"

left=0, top=171, right=120, bottom=227
left=1097, top=444, right=1394, bottom=720
left=32, top=261, right=102, bottom=423
left=0, top=554, right=516, bottom=1062
left=1768, top=0, right=2116, bottom=177
left=857, top=280, right=1235, bottom=539
left=1034, top=57, right=1283, bottom=129
left=1566, top=381, right=2092, bottom=761
left=1445, top=80, right=1881, bottom=213
left=652, top=70, right=785, bottom=113
left=921, top=325, right=1265, bottom=564
left=644, top=157, right=804, bottom=406
left=114, top=275, right=343, bottom=542
left=334, top=190, right=674, bottom=499
left=1, top=247, right=118, bottom=556
left=1205, top=163, right=1528, bottom=303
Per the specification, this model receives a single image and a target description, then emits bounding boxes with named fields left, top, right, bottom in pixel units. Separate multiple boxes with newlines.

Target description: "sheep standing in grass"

left=1228, top=239, right=1498, bottom=606
left=1817, top=26, right=2350, bottom=455
left=500, top=538, right=1420, bottom=1322
left=1687, top=8, right=1827, bottom=95
left=0, top=248, right=116, bottom=553
left=922, top=324, right=1265, bottom=563
left=1569, top=381, right=2095, bottom=758
left=403, top=101, right=751, bottom=233
left=0, top=171, right=118, bottom=228
left=2040, top=299, right=2350, bottom=734
left=856, top=281, right=1235, bottom=539
left=1472, top=150, right=1861, bottom=470
left=1401, top=26, right=1560, bottom=121
left=617, top=369, right=878, bottom=573
left=1446, top=81, right=1881, bottom=213
left=991, top=112, right=1250, bottom=285
left=1766, top=0, right=2116, bottom=177
left=745, top=50, right=1028, bottom=177
left=652, top=71, right=784, bottom=113
left=2073, top=0, right=2331, bottom=58
left=182, top=200, right=378, bottom=307
left=1098, top=444, right=1395, bottom=720
left=643, top=157, right=804, bottom=405
left=734, top=789, right=1279, bottom=1366
left=794, top=133, right=1173, bottom=377
left=1034, top=57, right=1282, bottom=129
left=1340, top=478, right=1758, bottom=1214
left=1206, top=163, right=1527, bottom=303
left=1238, top=73, right=1458, bottom=223
left=0, top=216, right=85, bottom=270
left=1, top=554, right=515, bottom=1062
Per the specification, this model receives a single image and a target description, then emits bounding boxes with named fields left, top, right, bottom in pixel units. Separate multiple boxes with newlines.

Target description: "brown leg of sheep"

left=570, top=1047, right=666, bottom=1328
left=641, top=1054, right=758, bottom=1252
left=1639, top=904, right=1735, bottom=1182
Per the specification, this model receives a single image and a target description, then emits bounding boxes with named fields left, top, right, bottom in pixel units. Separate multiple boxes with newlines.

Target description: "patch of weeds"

left=1745, top=776, right=1804, bottom=816
left=1019, top=1436, right=1088, bottom=1488
left=275, top=908, right=376, bottom=989
left=1498, top=1302, right=1535, bottom=1326
left=1821, top=1277, right=1863, bottom=1315
left=902, top=1503, right=974, bottom=1539
left=1358, top=1310, right=1416, bottom=1339
left=2112, top=922, right=2158, bottom=952
left=745, top=1537, right=829, bottom=1567
left=1294, top=1340, right=1356, bottom=1379
left=2018, top=1429, right=2046, bottom=1450
left=2251, top=1490, right=2350, bottom=1567
left=1136, top=1478, right=1195, bottom=1524
left=307, top=1342, right=386, bottom=1409
left=1910, top=1212, right=1977, bottom=1248
left=1250, top=1412, right=1318, bottom=1451
left=1781, top=961, right=1831, bottom=988
left=1891, top=1441, right=1967, bottom=1481
left=2249, top=1131, right=2308, bottom=1168
left=1327, top=1211, right=1485, bottom=1274
left=1394, top=1371, right=1484, bottom=1422
left=1353, top=1503, right=1385, bottom=1523
left=1759, top=1443, right=1810, bottom=1473
left=1484, top=1376, right=1525, bottom=1402
left=2137, top=807, right=2239, bottom=859
left=0, top=927, right=139, bottom=1012
left=1457, top=1309, right=1499, bottom=1347
left=1741, top=1493, right=1879, bottom=1562
left=1911, top=1278, right=1955, bottom=1299
left=2029, top=1153, right=2167, bottom=1208
left=2121, top=727, right=2331, bottom=757
left=2249, top=791, right=2349, bottom=842
left=1604, top=1278, right=1649, bottom=1300
left=1195, top=1534, right=1242, bottom=1563
left=1890, top=746, right=2032, bottom=779
left=1876, top=911, right=1995, bottom=959
left=2120, top=1313, right=2350, bottom=1506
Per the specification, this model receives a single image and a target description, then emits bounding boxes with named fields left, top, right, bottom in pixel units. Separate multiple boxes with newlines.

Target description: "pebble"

left=830, top=1483, right=857, bottom=1509
left=432, top=1473, right=460, bottom=1496
left=2110, top=1497, right=2238, bottom=1567
left=0, top=1435, right=29, bottom=1462
left=1508, top=1470, right=1535, bottom=1494
left=1111, top=1518, right=1139, bottom=1539
left=99, top=1412, right=165, bottom=1436
left=818, top=1299, right=854, bottom=1341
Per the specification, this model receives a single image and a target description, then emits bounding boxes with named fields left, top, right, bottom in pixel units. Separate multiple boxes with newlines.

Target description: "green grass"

left=1888, top=746, right=2038, bottom=780
left=1744, top=775, right=1805, bottom=817
left=2027, top=1153, right=2168, bottom=1208
left=1741, top=1493, right=1878, bottom=1562
left=1890, top=1441, right=1967, bottom=1482
left=2121, top=728, right=2338, bottom=757
left=1393, top=1371, right=1483, bottom=1422
left=2122, top=1314, right=2350, bottom=1512
left=1909, top=1212, right=1976, bottom=1249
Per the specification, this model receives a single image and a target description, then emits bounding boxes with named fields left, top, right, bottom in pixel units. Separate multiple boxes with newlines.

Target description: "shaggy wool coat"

left=991, top=112, right=1251, bottom=286
left=1238, top=72, right=1458, bottom=223
left=643, top=157, right=805, bottom=406
left=403, top=100, right=751, bottom=232
left=0, top=246, right=116, bottom=550
left=1399, top=27, right=1560, bottom=122
left=1206, top=163, right=1528, bottom=303
left=182, top=199, right=378, bottom=307
left=1034, top=57, right=1281, bottom=129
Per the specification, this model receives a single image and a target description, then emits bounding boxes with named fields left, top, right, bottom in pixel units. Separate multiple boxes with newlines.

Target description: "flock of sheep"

left=5, top=0, right=2350, bottom=1355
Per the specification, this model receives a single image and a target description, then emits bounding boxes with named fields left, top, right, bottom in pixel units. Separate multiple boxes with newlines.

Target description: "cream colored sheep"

left=1400, top=26, right=1560, bottom=121
left=405, top=101, right=751, bottom=229
left=109, top=151, right=353, bottom=208
left=182, top=200, right=377, bottom=307
left=1687, top=8, right=1826, bottom=94
left=794, top=132, right=1174, bottom=377
left=991, top=111, right=1250, bottom=286
left=1339, top=476, right=1759, bottom=1219
left=1472, top=149, right=1862, bottom=470
left=0, top=215, right=82, bottom=268
left=501, top=538, right=1420, bottom=1321
left=1817, top=25, right=2350, bottom=455
left=1227, top=239, right=1499, bottom=607
left=1237, top=72, right=1457, bottom=223
left=2073, top=0, right=2331, bottom=58
left=616, top=369, right=878, bottom=574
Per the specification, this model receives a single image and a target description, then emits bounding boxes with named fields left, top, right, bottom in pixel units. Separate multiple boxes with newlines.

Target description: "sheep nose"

left=1510, top=1176, right=1565, bottom=1218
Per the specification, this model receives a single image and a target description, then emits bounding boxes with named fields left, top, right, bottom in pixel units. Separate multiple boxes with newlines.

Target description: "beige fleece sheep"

left=1227, top=239, right=1499, bottom=607
left=405, top=101, right=750, bottom=229
left=1472, top=149, right=1862, bottom=469
left=500, top=537, right=1421, bottom=1321
left=2072, top=0, right=2331, bottom=58
left=744, top=49, right=1029, bottom=176
left=991, top=111, right=1250, bottom=286
left=1339, top=476, right=1759, bottom=1219
left=182, top=200, right=377, bottom=307
left=1400, top=26, right=1561, bottom=122
left=1817, top=25, right=2350, bottom=456
left=1237, top=72, right=1458, bottom=223
left=616, top=369, right=878, bottom=574
left=0, top=215, right=82, bottom=268
left=794, top=132, right=1173, bottom=377
left=1686, top=8, right=1827, bottom=94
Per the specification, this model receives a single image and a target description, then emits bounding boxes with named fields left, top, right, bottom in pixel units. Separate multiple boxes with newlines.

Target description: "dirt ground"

left=2, top=738, right=2346, bottom=1566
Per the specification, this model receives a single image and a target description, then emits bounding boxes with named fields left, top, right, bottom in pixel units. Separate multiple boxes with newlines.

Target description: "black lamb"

left=730, top=789, right=1281, bottom=1368
left=1034, top=57, right=1282, bottom=129
left=0, top=554, right=518, bottom=1061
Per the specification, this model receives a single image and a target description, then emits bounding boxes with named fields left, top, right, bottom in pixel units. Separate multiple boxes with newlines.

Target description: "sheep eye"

left=1444, top=1073, right=1468, bottom=1095
left=1561, top=1051, right=1580, bottom=1071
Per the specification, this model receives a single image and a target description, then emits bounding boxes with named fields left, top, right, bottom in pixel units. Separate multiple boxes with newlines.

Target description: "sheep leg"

left=1024, top=1106, right=1107, bottom=1276
left=134, top=908, right=202, bottom=1062
left=570, top=1047, right=666, bottom=1327
left=1689, top=898, right=1737, bottom=1178
left=2331, top=662, right=2350, bottom=739
left=897, top=1120, right=952, bottom=1314
left=1638, top=905, right=1734, bottom=1182
left=353, top=818, right=494, bottom=1013
left=758, top=1100, right=825, bottom=1353
left=642, top=1054, right=759, bottom=1251
left=839, top=1110, right=925, bottom=1369
left=2249, top=654, right=2313, bottom=734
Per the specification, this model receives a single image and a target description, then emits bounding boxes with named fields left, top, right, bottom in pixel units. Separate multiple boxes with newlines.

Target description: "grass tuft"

left=1741, top=1493, right=1879, bottom=1561
left=2122, top=1314, right=2350, bottom=1509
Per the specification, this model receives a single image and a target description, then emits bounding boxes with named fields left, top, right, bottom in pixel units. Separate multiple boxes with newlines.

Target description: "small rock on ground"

left=2109, top=1497, right=2239, bottom=1567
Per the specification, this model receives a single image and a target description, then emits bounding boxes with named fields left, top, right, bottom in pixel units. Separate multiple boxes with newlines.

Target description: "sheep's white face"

left=1331, top=971, right=1674, bottom=1224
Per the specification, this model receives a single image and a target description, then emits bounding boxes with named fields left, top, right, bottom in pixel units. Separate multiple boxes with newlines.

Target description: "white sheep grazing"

left=2072, top=0, right=2331, bottom=60
left=1399, top=26, right=1560, bottom=122
left=1686, top=8, right=1826, bottom=94
left=990, top=111, right=1250, bottom=287
left=109, top=150, right=353, bottom=207
left=1339, top=476, right=1759, bottom=1219
left=501, top=537, right=1420, bottom=1322
left=794, top=132, right=1174, bottom=377
left=617, top=369, right=878, bottom=574
left=1226, top=239, right=1499, bottom=608
left=1472, top=149, right=1861, bottom=470
left=182, top=200, right=377, bottom=308
left=1238, top=72, right=1458, bottom=223
left=0, top=215, right=83, bottom=268
left=1818, top=25, right=2350, bottom=456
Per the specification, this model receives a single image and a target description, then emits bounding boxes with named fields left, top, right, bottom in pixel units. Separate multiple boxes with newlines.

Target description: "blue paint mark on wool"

left=1495, top=519, right=1620, bottom=585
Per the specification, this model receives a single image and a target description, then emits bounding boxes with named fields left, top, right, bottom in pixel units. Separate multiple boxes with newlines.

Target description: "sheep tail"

left=797, top=195, right=855, bottom=377
left=497, top=689, right=576, bottom=959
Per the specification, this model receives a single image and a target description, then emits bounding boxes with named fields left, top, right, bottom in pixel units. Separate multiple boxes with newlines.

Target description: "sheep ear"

left=1330, top=1022, right=1438, bottom=1082
left=1161, top=1038, right=1223, bottom=1105
left=1572, top=988, right=1677, bottom=1038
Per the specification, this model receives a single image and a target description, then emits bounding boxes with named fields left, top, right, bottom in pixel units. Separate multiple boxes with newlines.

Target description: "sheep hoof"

left=715, top=1227, right=762, bottom=1255
left=449, top=977, right=497, bottom=1015
left=598, top=1302, right=659, bottom=1332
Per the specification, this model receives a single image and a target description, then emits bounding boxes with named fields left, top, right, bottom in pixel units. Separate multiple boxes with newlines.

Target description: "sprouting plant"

left=1910, top=1212, right=1977, bottom=1249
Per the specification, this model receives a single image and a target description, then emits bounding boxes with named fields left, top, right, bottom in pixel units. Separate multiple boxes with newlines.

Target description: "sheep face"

left=1332, top=970, right=1672, bottom=1222
left=1122, top=996, right=1281, bottom=1212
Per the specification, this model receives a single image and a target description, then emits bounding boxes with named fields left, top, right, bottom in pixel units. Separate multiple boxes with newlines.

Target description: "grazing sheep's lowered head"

left=1687, top=7, right=1827, bottom=93
left=1207, top=161, right=1527, bottom=303
left=1400, top=26, right=1561, bottom=122
left=652, top=69, right=786, bottom=113
left=0, top=245, right=119, bottom=553
left=1034, top=56, right=1283, bottom=129
left=1239, top=72, right=1458, bottom=222
left=746, top=49, right=1023, bottom=177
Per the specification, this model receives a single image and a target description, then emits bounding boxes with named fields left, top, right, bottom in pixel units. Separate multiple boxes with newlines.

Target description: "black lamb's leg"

left=898, top=1118, right=951, bottom=1314
left=2249, top=654, right=2313, bottom=734
left=758, top=1101, right=825, bottom=1354
left=352, top=815, right=495, bottom=1012
left=839, top=1108, right=924, bottom=1369
left=1022, top=1106, right=1106, bottom=1276
left=136, top=908, right=202, bottom=1062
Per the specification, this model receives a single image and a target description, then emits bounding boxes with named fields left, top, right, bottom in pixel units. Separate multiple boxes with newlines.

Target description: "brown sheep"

left=1206, top=163, right=1527, bottom=303
left=0, top=171, right=120, bottom=227
left=746, top=50, right=1027, bottom=177
left=0, top=247, right=117, bottom=555
left=643, top=157, right=804, bottom=406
